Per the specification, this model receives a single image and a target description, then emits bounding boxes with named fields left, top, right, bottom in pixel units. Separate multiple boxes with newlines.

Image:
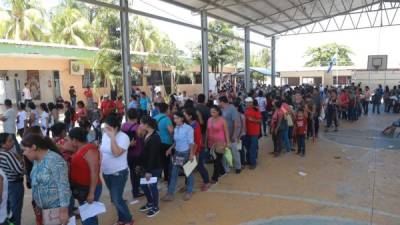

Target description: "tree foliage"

left=250, top=48, right=270, bottom=68
left=0, top=0, right=48, bottom=41
left=304, top=43, right=354, bottom=67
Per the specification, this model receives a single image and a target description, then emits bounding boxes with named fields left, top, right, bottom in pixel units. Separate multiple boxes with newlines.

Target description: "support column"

left=271, top=36, right=276, bottom=86
left=244, top=27, right=250, bottom=92
left=201, top=11, right=209, bottom=99
left=120, top=0, right=131, bottom=110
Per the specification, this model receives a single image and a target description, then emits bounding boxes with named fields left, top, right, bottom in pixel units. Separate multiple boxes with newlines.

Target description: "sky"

left=45, top=0, right=400, bottom=70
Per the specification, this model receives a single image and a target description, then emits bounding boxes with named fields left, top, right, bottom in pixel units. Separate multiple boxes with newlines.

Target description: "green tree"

left=130, top=15, right=161, bottom=87
left=250, top=48, right=270, bottom=68
left=208, top=21, right=243, bottom=76
left=0, top=0, right=48, bottom=41
left=304, top=43, right=354, bottom=67
left=91, top=7, right=122, bottom=93
left=50, top=6, right=92, bottom=46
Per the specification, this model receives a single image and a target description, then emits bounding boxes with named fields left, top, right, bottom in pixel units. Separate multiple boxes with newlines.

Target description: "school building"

left=0, top=40, right=238, bottom=105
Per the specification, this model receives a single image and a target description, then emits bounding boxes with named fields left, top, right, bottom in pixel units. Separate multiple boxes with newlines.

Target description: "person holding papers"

left=138, top=116, right=162, bottom=218
left=69, top=127, right=102, bottom=225
left=162, top=112, right=195, bottom=202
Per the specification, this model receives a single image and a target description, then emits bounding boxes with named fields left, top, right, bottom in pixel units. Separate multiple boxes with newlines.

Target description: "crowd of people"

left=0, top=81, right=389, bottom=225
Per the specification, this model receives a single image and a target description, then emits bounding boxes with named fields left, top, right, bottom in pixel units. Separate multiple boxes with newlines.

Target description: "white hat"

left=245, top=97, right=253, bottom=102
left=103, top=94, right=109, bottom=98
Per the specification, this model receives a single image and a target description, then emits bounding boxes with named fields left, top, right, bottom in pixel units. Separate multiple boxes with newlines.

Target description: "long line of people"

left=0, top=82, right=384, bottom=225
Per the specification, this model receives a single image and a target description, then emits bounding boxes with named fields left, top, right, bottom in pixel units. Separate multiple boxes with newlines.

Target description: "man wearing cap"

left=244, top=97, right=262, bottom=169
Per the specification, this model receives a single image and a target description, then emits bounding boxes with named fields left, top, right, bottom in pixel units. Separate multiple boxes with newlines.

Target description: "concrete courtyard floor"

left=20, top=112, right=400, bottom=225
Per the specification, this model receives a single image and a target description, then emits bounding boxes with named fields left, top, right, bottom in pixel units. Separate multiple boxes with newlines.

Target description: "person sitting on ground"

left=382, top=118, right=400, bottom=136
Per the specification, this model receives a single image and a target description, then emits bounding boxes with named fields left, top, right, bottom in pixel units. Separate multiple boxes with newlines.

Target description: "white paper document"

left=67, top=216, right=76, bottom=225
left=79, top=201, right=106, bottom=221
left=140, top=177, right=158, bottom=185
left=183, top=157, right=198, bottom=177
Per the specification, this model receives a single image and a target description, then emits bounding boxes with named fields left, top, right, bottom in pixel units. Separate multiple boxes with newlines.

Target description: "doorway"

left=53, top=71, right=61, bottom=100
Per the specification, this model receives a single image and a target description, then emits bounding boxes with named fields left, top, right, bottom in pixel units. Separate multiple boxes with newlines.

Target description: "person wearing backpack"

left=121, top=109, right=145, bottom=204
left=153, top=103, right=174, bottom=183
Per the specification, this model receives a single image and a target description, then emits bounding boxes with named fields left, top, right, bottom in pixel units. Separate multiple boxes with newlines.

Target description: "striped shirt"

left=0, top=151, right=24, bottom=182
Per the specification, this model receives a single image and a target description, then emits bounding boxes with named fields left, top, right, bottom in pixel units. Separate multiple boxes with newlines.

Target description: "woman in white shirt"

left=39, top=103, right=49, bottom=136
left=100, top=113, right=134, bottom=225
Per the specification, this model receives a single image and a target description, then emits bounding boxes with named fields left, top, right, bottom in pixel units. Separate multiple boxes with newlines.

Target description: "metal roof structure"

left=77, top=0, right=400, bottom=102
left=163, top=0, right=400, bottom=37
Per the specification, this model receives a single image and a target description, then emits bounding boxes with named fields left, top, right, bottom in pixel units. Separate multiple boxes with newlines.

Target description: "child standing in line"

left=294, top=108, right=307, bottom=157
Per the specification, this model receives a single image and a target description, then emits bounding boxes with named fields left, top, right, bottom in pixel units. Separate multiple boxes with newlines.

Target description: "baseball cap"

left=245, top=97, right=253, bottom=102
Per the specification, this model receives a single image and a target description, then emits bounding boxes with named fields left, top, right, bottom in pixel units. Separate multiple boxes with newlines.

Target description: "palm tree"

left=51, top=6, right=92, bottom=46
left=130, top=15, right=160, bottom=53
left=0, top=0, right=47, bottom=41
left=130, top=15, right=161, bottom=87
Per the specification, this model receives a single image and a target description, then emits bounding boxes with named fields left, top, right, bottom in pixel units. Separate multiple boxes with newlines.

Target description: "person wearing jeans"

left=138, top=116, right=163, bottom=217
left=103, top=170, right=131, bottom=223
left=100, top=114, right=133, bottom=225
left=163, top=112, right=195, bottom=202
left=183, top=108, right=210, bottom=191
left=0, top=133, right=24, bottom=225
left=244, top=97, right=262, bottom=169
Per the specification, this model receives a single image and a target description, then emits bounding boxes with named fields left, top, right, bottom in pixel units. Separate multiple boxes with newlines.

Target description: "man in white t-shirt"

left=23, top=83, right=32, bottom=104
left=0, top=99, right=20, bottom=153
left=255, top=91, right=268, bottom=136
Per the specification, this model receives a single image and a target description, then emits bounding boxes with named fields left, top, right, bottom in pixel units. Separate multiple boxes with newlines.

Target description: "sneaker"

left=147, top=208, right=160, bottom=218
left=139, top=204, right=152, bottom=212
left=235, top=169, right=241, bottom=174
left=249, top=165, right=256, bottom=170
left=210, top=180, right=218, bottom=185
left=161, top=194, right=174, bottom=202
left=219, top=172, right=227, bottom=178
left=129, top=199, right=140, bottom=205
left=183, top=192, right=192, bottom=201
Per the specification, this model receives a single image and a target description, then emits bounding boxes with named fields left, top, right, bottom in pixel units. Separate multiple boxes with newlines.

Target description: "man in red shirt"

left=339, top=89, right=349, bottom=119
left=100, top=95, right=115, bottom=120
left=244, top=97, right=262, bottom=169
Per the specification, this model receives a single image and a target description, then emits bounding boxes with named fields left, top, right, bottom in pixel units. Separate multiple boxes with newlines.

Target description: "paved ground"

left=16, top=111, right=400, bottom=225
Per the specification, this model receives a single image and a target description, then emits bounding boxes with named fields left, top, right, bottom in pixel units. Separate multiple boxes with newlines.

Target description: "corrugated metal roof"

left=163, top=0, right=379, bottom=37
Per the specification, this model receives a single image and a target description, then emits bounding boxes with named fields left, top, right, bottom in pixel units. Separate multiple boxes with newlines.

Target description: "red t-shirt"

left=70, top=143, right=101, bottom=186
left=191, top=121, right=203, bottom=155
left=295, top=116, right=307, bottom=135
left=271, top=108, right=284, bottom=130
left=84, top=89, right=93, bottom=98
left=245, top=107, right=262, bottom=136
left=100, top=100, right=115, bottom=118
left=115, top=100, right=124, bottom=114
left=339, top=93, right=349, bottom=107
